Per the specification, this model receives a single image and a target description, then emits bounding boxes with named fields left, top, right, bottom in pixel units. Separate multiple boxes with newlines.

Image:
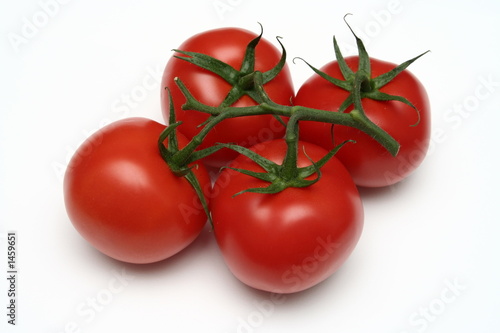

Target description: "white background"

left=1, top=0, right=500, bottom=332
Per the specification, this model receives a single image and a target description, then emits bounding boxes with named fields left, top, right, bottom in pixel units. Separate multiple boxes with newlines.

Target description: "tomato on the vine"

left=161, top=27, right=294, bottom=168
left=63, top=118, right=211, bottom=264
left=210, top=139, right=363, bottom=293
left=295, top=56, right=431, bottom=187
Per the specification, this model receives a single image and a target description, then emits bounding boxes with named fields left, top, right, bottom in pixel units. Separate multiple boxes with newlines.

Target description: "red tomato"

left=295, top=56, right=431, bottom=187
left=63, top=118, right=211, bottom=264
left=210, top=140, right=363, bottom=293
left=161, top=27, right=294, bottom=168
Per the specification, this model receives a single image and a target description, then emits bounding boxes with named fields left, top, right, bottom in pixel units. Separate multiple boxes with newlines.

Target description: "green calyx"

left=158, top=89, right=213, bottom=224
left=173, top=22, right=287, bottom=108
left=295, top=14, right=429, bottom=124
left=160, top=20, right=427, bottom=197
left=219, top=113, right=352, bottom=196
left=218, top=139, right=353, bottom=196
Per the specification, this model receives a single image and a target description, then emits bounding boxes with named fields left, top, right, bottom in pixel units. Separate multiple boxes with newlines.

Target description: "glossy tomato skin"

left=295, top=56, right=431, bottom=187
left=64, top=118, right=211, bottom=264
left=210, top=140, right=363, bottom=293
left=161, top=27, right=294, bottom=168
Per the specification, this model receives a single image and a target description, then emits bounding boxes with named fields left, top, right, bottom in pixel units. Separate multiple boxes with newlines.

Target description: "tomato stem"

left=170, top=73, right=400, bottom=169
left=281, top=113, right=300, bottom=180
left=158, top=89, right=213, bottom=224
left=159, top=20, right=428, bottom=194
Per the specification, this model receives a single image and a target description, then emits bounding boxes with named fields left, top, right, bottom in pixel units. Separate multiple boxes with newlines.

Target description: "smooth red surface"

left=161, top=27, right=294, bottom=168
left=64, top=118, right=211, bottom=264
left=295, top=56, right=431, bottom=187
left=210, top=140, right=363, bottom=293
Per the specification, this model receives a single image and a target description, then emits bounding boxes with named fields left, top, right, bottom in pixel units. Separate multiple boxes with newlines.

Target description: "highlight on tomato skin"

left=160, top=27, right=295, bottom=169
left=63, top=117, right=212, bottom=264
left=61, top=19, right=431, bottom=298
left=210, top=139, right=364, bottom=293
left=295, top=56, right=431, bottom=188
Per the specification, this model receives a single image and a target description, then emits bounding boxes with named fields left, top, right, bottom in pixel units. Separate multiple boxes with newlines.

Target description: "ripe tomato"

left=210, top=140, right=363, bottom=293
left=161, top=27, right=294, bottom=168
left=63, top=118, right=211, bottom=264
left=295, top=56, right=431, bottom=187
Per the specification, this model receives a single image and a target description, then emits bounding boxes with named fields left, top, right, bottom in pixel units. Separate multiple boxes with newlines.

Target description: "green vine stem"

left=160, top=19, right=428, bottom=196
left=169, top=72, right=399, bottom=169
left=158, top=88, right=213, bottom=223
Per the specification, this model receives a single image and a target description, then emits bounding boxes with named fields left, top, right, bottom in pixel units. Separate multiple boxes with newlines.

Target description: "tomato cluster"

left=64, top=21, right=430, bottom=294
